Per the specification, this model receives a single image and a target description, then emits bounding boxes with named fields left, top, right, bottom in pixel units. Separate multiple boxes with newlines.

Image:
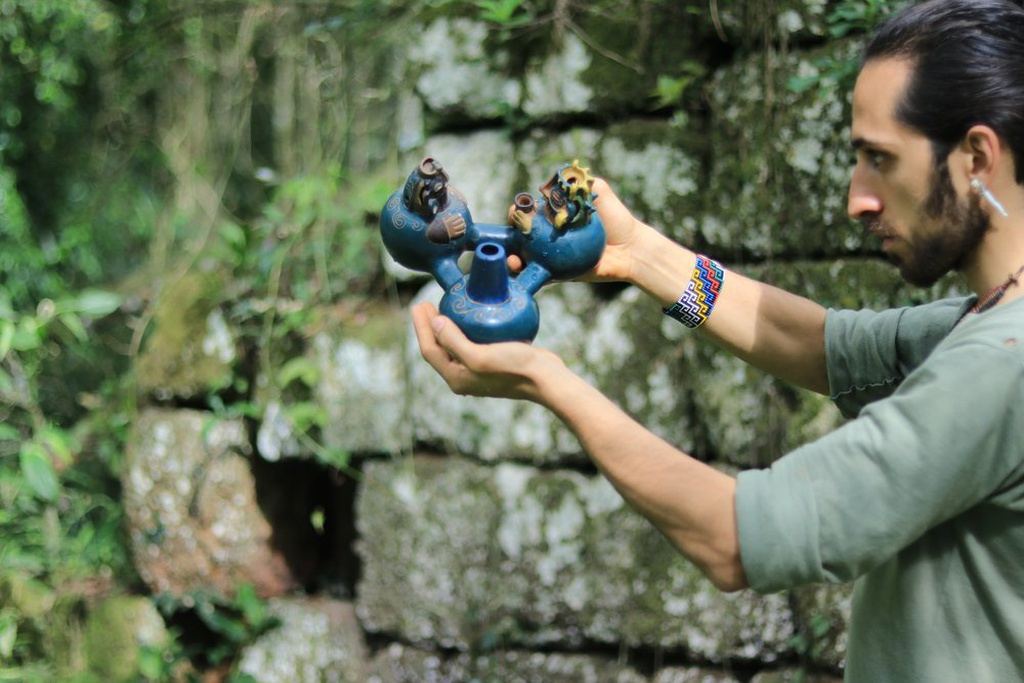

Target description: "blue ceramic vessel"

left=380, top=157, right=605, bottom=343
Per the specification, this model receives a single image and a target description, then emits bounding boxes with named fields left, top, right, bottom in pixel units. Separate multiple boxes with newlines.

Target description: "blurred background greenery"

left=0, top=1, right=411, bottom=679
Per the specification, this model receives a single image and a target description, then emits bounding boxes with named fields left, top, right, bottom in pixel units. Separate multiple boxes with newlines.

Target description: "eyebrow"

left=850, top=137, right=896, bottom=156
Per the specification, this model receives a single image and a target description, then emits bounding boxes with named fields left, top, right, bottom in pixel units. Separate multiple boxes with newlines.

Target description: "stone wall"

left=123, top=2, right=964, bottom=681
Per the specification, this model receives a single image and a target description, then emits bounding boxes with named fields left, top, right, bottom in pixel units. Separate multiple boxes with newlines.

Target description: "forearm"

left=413, top=301, right=747, bottom=591
left=629, top=227, right=830, bottom=394
left=533, top=364, right=747, bottom=592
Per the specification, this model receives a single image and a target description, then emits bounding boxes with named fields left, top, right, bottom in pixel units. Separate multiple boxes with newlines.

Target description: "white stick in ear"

left=970, top=178, right=1010, bottom=218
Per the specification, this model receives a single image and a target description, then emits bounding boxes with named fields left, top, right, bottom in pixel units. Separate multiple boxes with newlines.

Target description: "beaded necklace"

left=968, top=263, right=1024, bottom=315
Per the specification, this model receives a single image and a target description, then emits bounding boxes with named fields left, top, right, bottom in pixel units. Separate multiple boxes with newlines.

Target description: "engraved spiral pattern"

left=386, top=195, right=408, bottom=229
left=447, top=281, right=528, bottom=324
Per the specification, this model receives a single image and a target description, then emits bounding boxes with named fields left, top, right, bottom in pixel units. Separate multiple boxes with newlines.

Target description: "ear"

left=961, top=125, right=1003, bottom=179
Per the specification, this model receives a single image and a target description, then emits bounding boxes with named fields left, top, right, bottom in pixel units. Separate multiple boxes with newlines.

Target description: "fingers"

left=428, top=309, right=477, bottom=366
left=411, top=301, right=483, bottom=396
left=412, top=301, right=475, bottom=372
left=592, top=178, right=630, bottom=223
left=411, top=301, right=452, bottom=370
left=507, top=254, right=525, bottom=273
left=411, top=301, right=560, bottom=402
left=591, top=177, right=620, bottom=210
left=591, top=176, right=613, bottom=199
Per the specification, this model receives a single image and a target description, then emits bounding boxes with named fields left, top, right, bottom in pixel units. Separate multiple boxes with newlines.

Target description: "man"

left=412, top=1, right=1024, bottom=680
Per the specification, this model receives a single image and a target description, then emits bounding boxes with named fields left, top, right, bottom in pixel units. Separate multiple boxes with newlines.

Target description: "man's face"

left=848, top=58, right=990, bottom=286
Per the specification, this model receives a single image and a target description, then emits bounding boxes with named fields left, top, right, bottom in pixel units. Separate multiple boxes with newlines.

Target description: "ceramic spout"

left=467, top=242, right=510, bottom=303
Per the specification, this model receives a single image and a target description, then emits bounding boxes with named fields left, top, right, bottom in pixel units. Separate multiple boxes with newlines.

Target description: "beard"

left=866, top=160, right=991, bottom=287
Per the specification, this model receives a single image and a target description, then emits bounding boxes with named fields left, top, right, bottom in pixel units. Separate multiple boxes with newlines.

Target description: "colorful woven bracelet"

left=663, top=254, right=725, bottom=329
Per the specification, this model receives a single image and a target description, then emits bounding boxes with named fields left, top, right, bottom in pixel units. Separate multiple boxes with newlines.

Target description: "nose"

left=847, top=166, right=883, bottom=219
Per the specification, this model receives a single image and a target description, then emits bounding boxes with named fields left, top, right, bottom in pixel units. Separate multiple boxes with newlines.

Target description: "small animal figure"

left=538, top=159, right=596, bottom=229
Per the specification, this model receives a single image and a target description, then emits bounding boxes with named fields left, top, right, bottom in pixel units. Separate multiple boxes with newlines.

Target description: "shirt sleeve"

left=736, top=337, right=1024, bottom=593
left=825, top=298, right=970, bottom=418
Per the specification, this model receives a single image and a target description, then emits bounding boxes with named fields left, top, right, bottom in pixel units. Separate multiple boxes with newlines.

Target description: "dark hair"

left=863, top=0, right=1024, bottom=184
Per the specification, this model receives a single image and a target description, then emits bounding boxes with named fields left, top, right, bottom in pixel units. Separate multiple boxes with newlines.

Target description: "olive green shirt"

left=736, top=296, right=1024, bottom=682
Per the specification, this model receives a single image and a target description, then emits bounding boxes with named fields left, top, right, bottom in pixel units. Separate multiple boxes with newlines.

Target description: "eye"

left=851, top=148, right=887, bottom=172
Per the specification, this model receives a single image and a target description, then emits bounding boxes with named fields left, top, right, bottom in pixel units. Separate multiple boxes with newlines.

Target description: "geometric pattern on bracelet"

left=663, top=254, right=725, bottom=329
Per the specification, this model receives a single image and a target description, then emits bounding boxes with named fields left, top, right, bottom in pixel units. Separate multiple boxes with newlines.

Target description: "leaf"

left=19, top=442, right=59, bottom=501
left=137, top=645, right=165, bottom=680
left=310, top=507, right=326, bottom=533
left=219, top=221, right=247, bottom=250
left=11, top=318, right=41, bottom=352
left=786, top=74, right=816, bottom=94
left=0, top=614, right=16, bottom=660
left=197, top=603, right=250, bottom=645
left=476, top=0, right=528, bottom=25
left=39, top=426, right=74, bottom=465
left=0, top=322, right=13, bottom=359
left=317, top=446, right=351, bottom=470
left=61, top=289, right=123, bottom=317
left=59, top=312, right=88, bottom=342
left=277, top=357, right=319, bottom=388
left=234, top=583, right=267, bottom=627
left=285, top=402, right=327, bottom=431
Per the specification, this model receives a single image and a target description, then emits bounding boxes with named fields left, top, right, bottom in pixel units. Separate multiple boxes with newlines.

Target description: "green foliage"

left=0, top=0, right=118, bottom=157
left=218, top=166, right=390, bottom=305
left=0, top=0, right=397, bottom=677
left=790, top=610, right=832, bottom=657
left=152, top=585, right=280, bottom=678
left=788, top=611, right=835, bottom=681
left=1, top=35, right=135, bottom=659
left=475, top=0, right=534, bottom=28
left=0, top=288, right=123, bottom=498
left=1, top=0, right=163, bottom=309
left=409, top=0, right=539, bottom=31
left=0, top=281, right=133, bottom=679
left=826, top=0, right=902, bottom=39
left=785, top=0, right=904, bottom=97
left=204, top=167, right=392, bottom=473
left=0, top=470, right=134, bottom=676
left=0, top=168, right=53, bottom=311
left=785, top=52, right=860, bottom=97
left=652, top=60, right=707, bottom=110
left=786, top=0, right=905, bottom=97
